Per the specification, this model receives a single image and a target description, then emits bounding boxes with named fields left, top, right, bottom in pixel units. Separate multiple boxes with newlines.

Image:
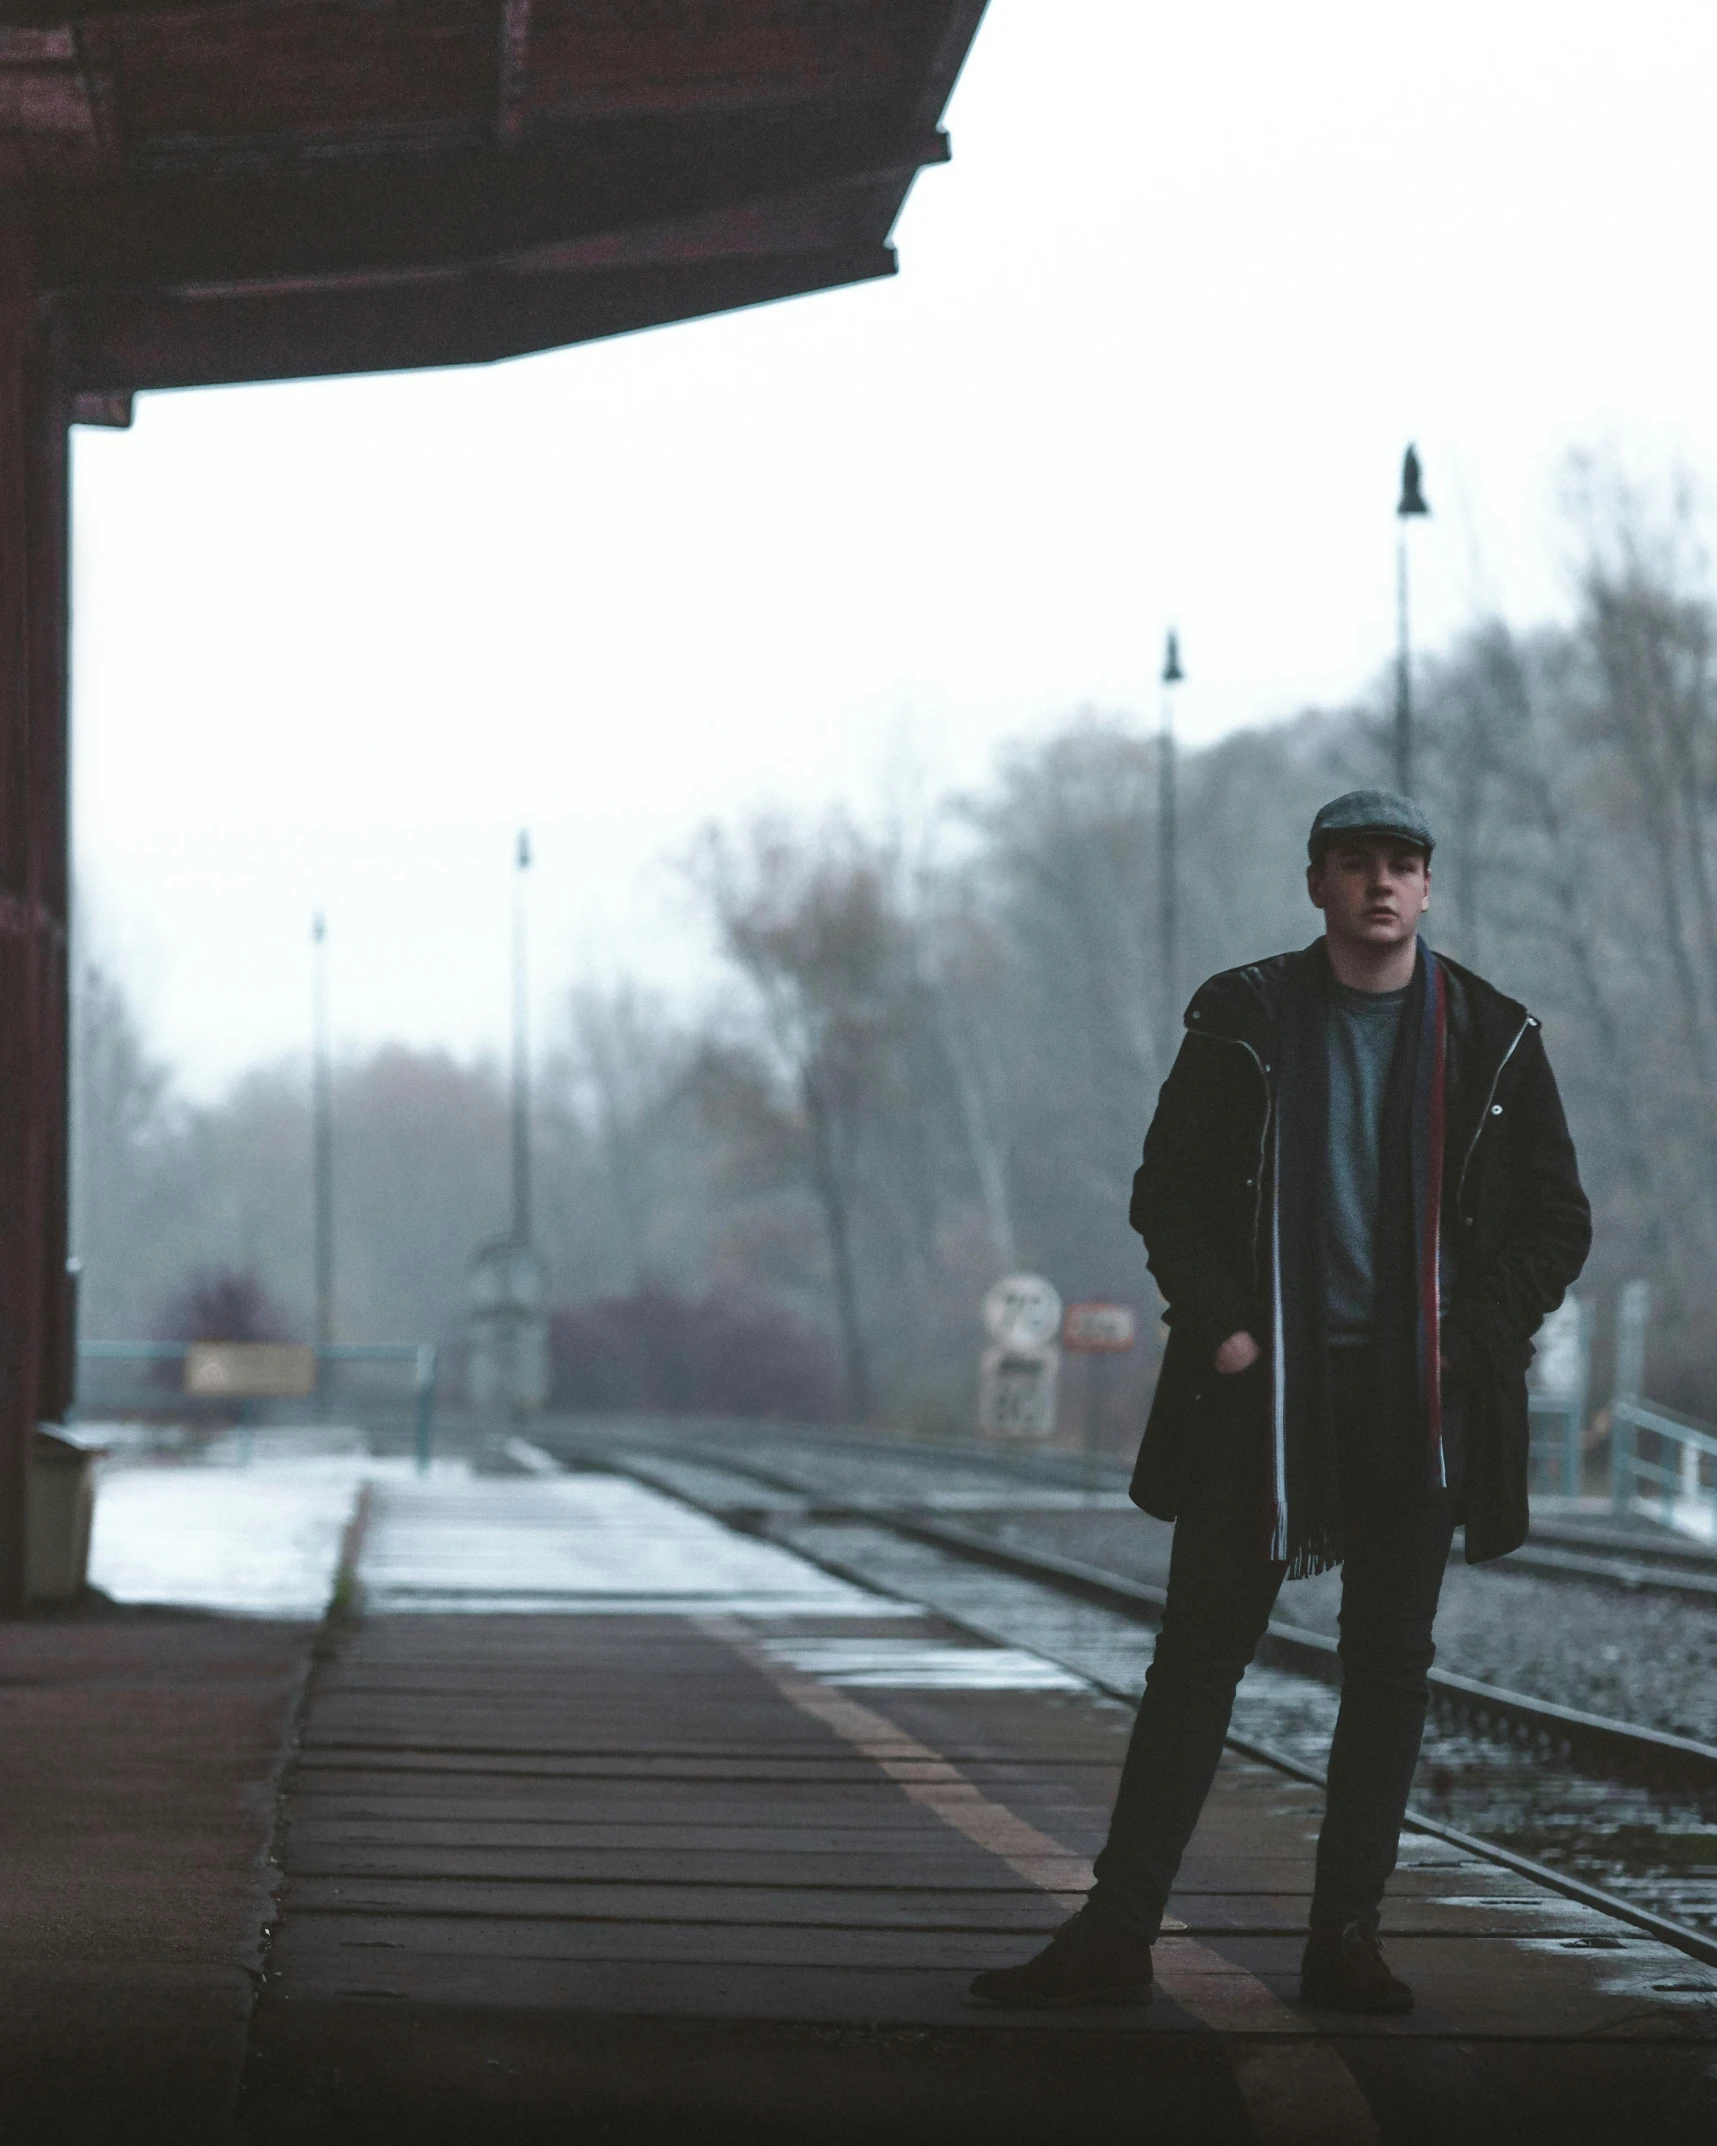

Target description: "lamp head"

left=1397, top=444, right=1429, bottom=518
left=1161, top=629, right=1184, bottom=685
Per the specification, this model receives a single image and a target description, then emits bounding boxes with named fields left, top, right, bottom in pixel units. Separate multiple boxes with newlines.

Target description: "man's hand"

left=1214, top=1330, right=1262, bottom=1376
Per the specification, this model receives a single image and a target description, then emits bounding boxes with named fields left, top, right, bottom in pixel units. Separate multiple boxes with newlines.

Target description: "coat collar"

left=1184, top=939, right=1531, bottom=1099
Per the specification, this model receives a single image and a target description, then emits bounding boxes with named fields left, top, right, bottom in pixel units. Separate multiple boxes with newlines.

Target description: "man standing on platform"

left=971, top=791, right=1590, bottom=2015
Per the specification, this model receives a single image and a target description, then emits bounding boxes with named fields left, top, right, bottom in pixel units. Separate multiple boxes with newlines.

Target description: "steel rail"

left=1529, top=1516, right=1717, bottom=1568
left=584, top=1416, right=1717, bottom=1602
left=1493, top=1539, right=1717, bottom=1603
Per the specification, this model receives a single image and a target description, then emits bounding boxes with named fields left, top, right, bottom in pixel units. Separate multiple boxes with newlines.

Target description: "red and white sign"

left=1062, top=1302, right=1137, bottom=1354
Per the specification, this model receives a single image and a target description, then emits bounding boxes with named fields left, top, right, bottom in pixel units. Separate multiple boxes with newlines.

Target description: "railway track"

left=610, top=1419, right=1717, bottom=1602
left=1501, top=1522, right=1717, bottom=1603
left=575, top=1429, right=1717, bottom=1792
left=534, top=1422, right=1717, bottom=1974
left=536, top=1406, right=1717, bottom=1600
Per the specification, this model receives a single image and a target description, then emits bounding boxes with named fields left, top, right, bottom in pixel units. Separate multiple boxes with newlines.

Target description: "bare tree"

left=914, top=894, right=1018, bottom=1272
left=692, top=814, right=928, bottom=1421
left=71, top=957, right=179, bottom=1336
left=551, top=982, right=702, bottom=1295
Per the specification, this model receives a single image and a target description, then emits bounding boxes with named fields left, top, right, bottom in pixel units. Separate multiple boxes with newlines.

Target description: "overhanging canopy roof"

left=0, top=1, right=987, bottom=395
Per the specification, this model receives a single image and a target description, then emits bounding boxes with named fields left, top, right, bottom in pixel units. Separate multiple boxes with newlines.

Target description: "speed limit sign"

left=982, top=1274, right=1063, bottom=1353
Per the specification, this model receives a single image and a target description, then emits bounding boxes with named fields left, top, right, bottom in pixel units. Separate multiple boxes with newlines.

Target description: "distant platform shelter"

left=0, top=0, right=990, bottom=1610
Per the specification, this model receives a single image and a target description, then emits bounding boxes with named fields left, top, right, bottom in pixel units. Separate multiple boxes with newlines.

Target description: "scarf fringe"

left=1282, top=1528, right=1345, bottom=1583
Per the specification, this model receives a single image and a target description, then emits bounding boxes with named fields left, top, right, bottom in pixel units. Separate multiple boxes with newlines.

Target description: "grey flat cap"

left=1308, top=788, right=1434, bottom=860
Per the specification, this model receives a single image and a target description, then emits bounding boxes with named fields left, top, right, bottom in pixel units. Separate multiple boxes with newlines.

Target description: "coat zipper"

left=1200, top=1030, right=1273, bottom=1275
left=1454, top=1014, right=1531, bottom=1212
left=1197, top=1023, right=1285, bottom=1555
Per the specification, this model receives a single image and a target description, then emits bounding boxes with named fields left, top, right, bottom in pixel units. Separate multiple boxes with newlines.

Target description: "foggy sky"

left=71, top=0, right=1717, bottom=1090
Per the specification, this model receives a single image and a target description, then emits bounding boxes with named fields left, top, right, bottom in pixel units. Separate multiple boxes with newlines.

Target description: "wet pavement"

left=0, top=1601, right=312, bottom=2140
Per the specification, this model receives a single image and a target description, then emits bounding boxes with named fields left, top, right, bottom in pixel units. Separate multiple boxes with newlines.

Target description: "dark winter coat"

left=1128, top=942, right=1592, bottom=1563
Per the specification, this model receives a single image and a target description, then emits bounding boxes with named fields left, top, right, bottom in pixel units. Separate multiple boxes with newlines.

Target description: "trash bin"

left=27, top=1426, right=101, bottom=1606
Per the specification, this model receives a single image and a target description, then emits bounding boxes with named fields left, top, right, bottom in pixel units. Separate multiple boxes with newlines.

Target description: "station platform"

left=0, top=1604, right=312, bottom=2143
left=235, top=1471, right=1717, bottom=2144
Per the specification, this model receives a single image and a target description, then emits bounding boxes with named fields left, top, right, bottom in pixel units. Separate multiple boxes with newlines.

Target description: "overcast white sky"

left=71, top=0, right=1717, bottom=1092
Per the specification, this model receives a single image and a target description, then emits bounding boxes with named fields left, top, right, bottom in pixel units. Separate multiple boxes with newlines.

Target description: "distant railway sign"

left=978, top=1346, right=1061, bottom=1438
left=979, top=1274, right=1063, bottom=1438
left=1062, top=1302, right=1138, bottom=1354
left=184, top=1342, right=316, bottom=1399
left=982, top=1274, right=1063, bottom=1354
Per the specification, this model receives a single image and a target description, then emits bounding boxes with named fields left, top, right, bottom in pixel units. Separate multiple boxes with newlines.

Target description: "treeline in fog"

left=71, top=489, right=1717, bottom=1436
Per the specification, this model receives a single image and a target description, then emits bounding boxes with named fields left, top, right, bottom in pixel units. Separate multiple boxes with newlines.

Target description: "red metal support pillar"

left=0, top=179, right=71, bottom=1617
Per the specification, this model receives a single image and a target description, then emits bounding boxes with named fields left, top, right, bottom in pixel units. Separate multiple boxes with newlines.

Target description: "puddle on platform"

left=762, top=1637, right=1089, bottom=1689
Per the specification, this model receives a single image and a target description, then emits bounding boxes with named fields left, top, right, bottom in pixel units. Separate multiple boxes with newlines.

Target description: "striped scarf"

left=1266, top=940, right=1448, bottom=1577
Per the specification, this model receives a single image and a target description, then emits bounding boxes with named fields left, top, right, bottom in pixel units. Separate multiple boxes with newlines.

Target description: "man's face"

left=1306, top=836, right=1430, bottom=949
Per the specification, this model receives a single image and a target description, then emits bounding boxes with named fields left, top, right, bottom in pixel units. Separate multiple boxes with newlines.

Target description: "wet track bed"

left=544, top=1423, right=1717, bottom=1946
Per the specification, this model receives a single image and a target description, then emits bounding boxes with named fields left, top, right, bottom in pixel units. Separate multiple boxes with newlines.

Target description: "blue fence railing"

left=74, top=1340, right=439, bottom=1474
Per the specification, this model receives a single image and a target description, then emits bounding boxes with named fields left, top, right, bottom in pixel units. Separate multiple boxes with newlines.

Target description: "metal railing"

left=1612, top=1395, right=1717, bottom=1528
left=1609, top=1280, right=1716, bottom=1535
left=74, top=1339, right=440, bottom=1473
left=1513, top=1282, right=1717, bottom=1540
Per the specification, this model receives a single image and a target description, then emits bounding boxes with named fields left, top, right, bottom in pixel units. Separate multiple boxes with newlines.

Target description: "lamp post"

left=465, top=833, right=549, bottom=1442
left=1395, top=444, right=1430, bottom=794
left=311, top=910, right=334, bottom=1405
left=511, top=829, right=532, bottom=1248
left=1157, top=629, right=1184, bottom=1071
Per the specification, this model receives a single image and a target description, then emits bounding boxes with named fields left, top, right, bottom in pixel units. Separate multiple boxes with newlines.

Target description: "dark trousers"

left=1087, top=1348, right=1458, bottom=1940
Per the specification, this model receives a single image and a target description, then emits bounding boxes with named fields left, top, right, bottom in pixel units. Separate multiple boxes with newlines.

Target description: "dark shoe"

left=969, top=1906, right=1154, bottom=2009
left=1299, top=1923, right=1414, bottom=2014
